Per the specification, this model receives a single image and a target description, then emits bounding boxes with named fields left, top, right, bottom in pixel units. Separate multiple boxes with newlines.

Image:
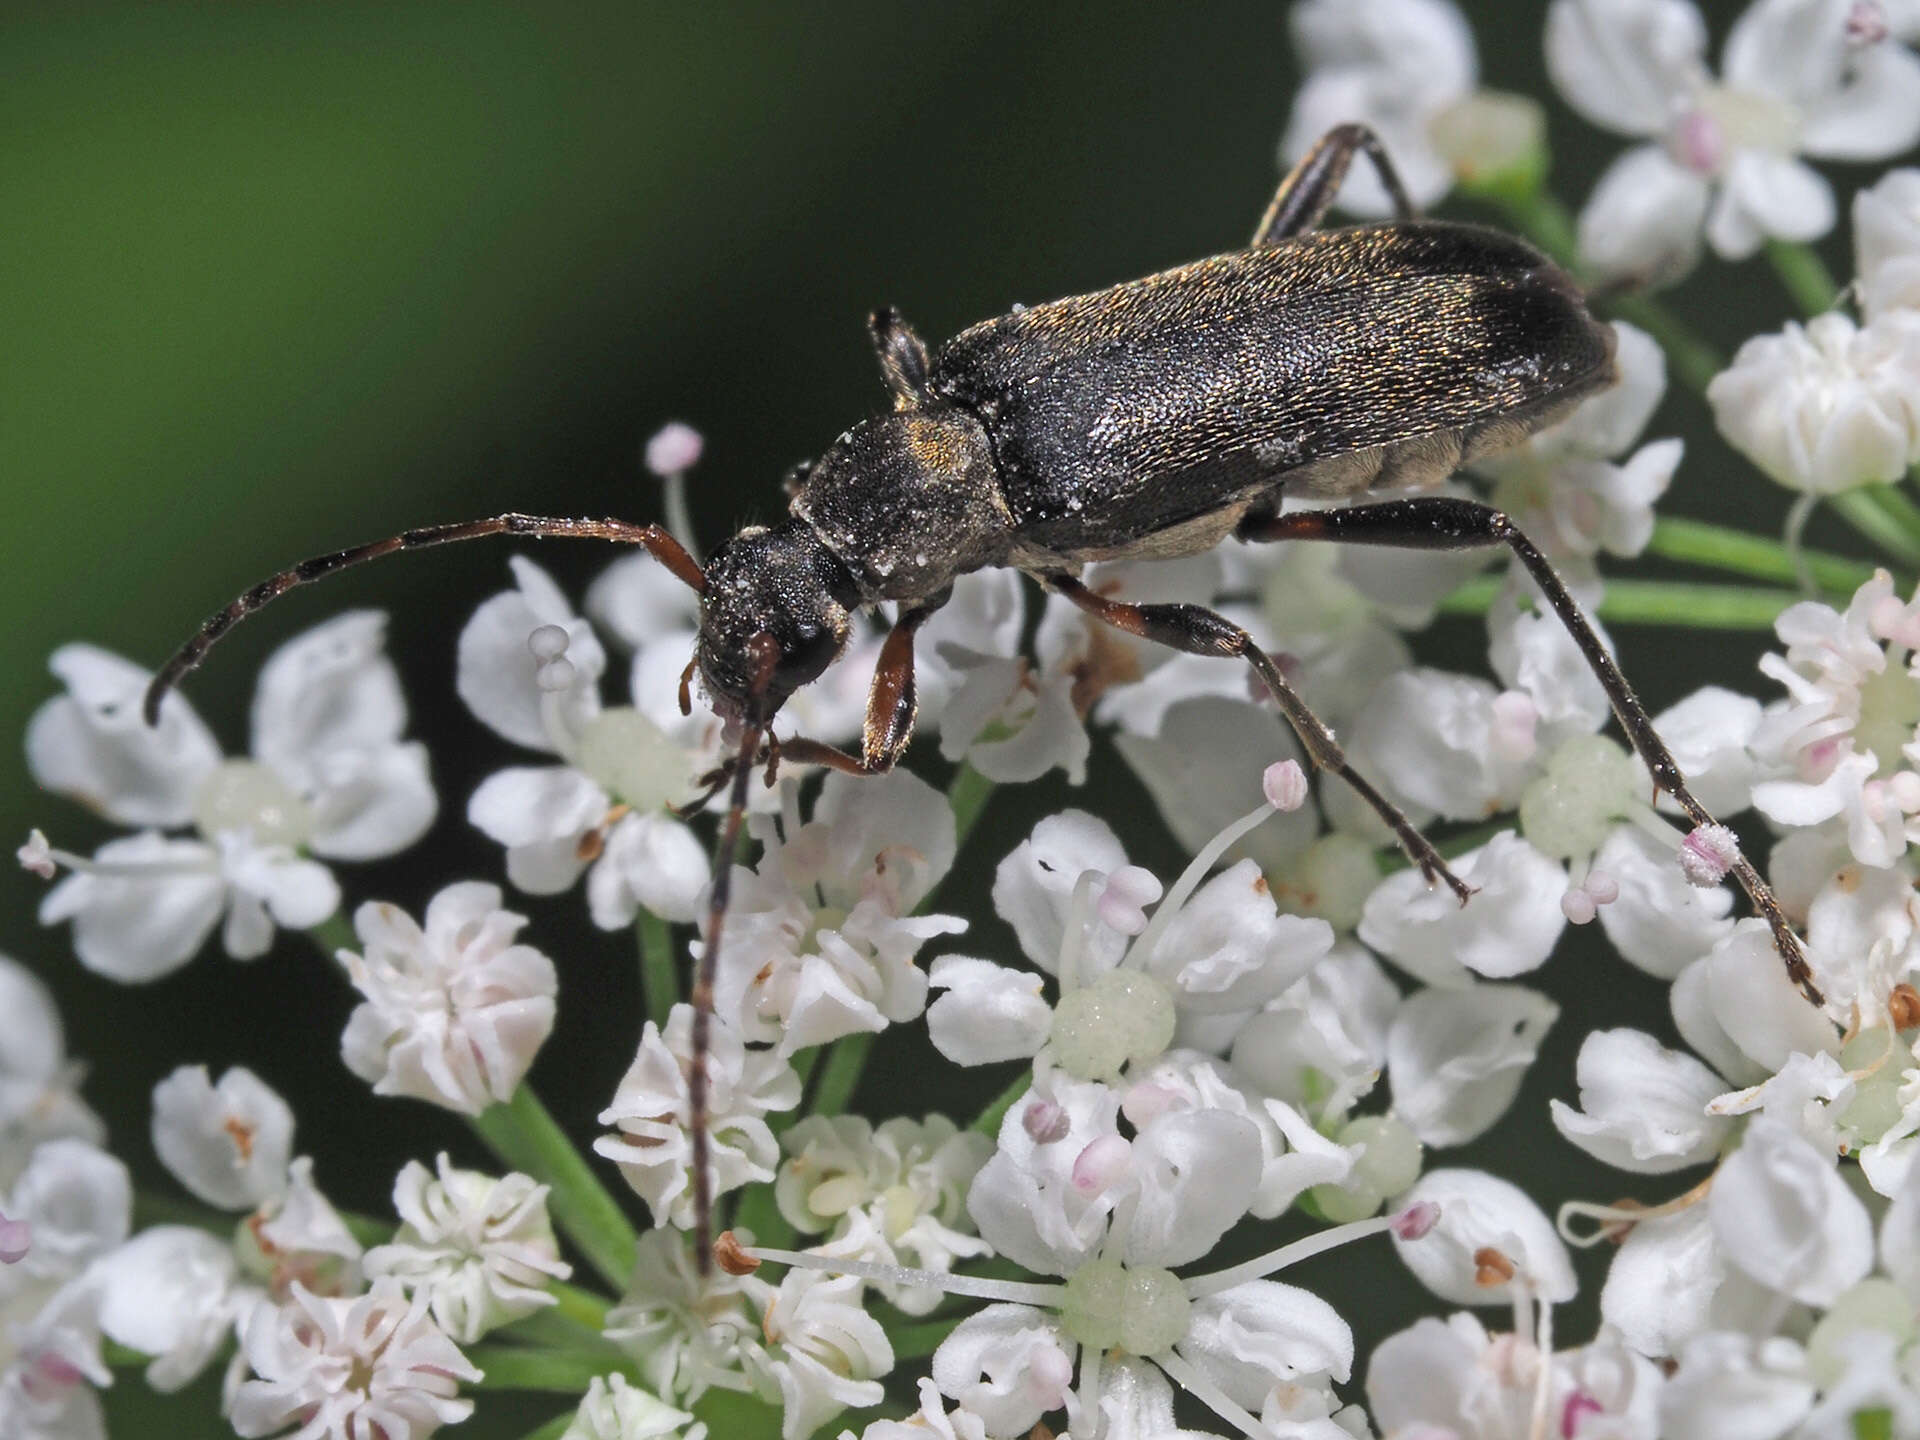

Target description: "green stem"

left=1439, top=576, right=1798, bottom=630
left=1765, top=239, right=1840, bottom=317
left=891, top=1315, right=963, bottom=1360
left=809, top=1033, right=874, bottom=1117
left=1647, top=516, right=1879, bottom=595
left=970, top=1070, right=1032, bottom=1137
left=513, top=1416, right=577, bottom=1440
left=497, top=1304, right=621, bottom=1355
left=132, top=1189, right=233, bottom=1236
left=637, top=908, right=678, bottom=1022
left=470, top=1087, right=638, bottom=1292
left=310, top=912, right=357, bottom=956
left=1831, top=486, right=1920, bottom=569
left=466, top=1344, right=637, bottom=1392
left=550, top=1278, right=613, bottom=1331
left=947, top=762, right=996, bottom=852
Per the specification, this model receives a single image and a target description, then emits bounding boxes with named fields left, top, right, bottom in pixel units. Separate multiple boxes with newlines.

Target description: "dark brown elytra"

left=141, top=123, right=1818, bottom=1278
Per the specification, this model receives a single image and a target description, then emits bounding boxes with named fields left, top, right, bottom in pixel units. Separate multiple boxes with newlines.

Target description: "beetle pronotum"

left=142, top=123, right=1815, bottom=1274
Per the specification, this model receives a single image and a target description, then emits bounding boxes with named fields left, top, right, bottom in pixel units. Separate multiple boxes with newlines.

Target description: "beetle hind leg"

left=1253, top=122, right=1418, bottom=247
left=1240, top=496, right=1821, bottom=1006
left=1045, top=573, right=1473, bottom=903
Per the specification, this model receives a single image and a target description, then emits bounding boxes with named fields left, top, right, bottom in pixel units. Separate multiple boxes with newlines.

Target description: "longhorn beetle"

left=142, top=123, right=1817, bottom=1274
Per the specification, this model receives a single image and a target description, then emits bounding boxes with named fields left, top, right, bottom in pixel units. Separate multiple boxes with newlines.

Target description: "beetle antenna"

left=141, top=513, right=705, bottom=725
left=690, top=633, right=781, bottom=1278
left=689, top=717, right=764, bottom=1277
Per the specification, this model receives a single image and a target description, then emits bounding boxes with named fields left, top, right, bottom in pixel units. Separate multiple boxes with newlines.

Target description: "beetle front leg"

left=1252, top=122, right=1418, bottom=247
left=1046, top=573, right=1472, bottom=903
left=777, top=600, right=940, bottom=777
left=869, top=307, right=933, bottom=408
left=1241, top=497, right=1821, bottom=1004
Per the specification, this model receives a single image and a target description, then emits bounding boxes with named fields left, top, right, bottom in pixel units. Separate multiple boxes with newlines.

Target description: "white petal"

left=1660, top=1331, right=1815, bottom=1440
left=1122, top=1108, right=1261, bottom=1267
left=586, top=549, right=702, bottom=652
left=588, top=811, right=711, bottom=928
left=1700, top=920, right=1838, bottom=1073
left=456, top=557, right=604, bottom=750
left=39, top=832, right=226, bottom=982
left=1392, top=1167, right=1577, bottom=1305
left=94, top=1225, right=240, bottom=1392
left=1144, top=863, right=1335, bottom=1015
left=815, top=769, right=956, bottom=915
left=1549, top=1027, right=1731, bottom=1172
left=468, top=765, right=608, bottom=847
left=1593, top=824, right=1735, bottom=979
left=1179, top=1280, right=1354, bottom=1407
left=1856, top=167, right=1920, bottom=319
left=1353, top=668, right=1534, bottom=822
left=1707, top=152, right=1835, bottom=259
left=1360, top=832, right=1568, bottom=985
left=1114, top=698, right=1317, bottom=879
left=925, top=955, right=1051, bottom=1066
left=303, top=740, right=438, bottom=861
left=1365, top=1313, right=1482, bottom=1433
left=1388, top=983, right=1559, bottom=1146
left=1801, top=41, right=1920, bottom=158
left=1600, top=1203, right=1725, bottom=1359
left=27, top=643, right=222, bottom=828
left=151, top=1064, right=294, bottom=1210
left=249, top=611, right=404, bottom=775
left=1708, top=1116, right=1872, bottom=1306
left=1576, top=144, right=1711, bottom=283
left=991, top=812, right=1132, bottom=977
left=1880, top=1155, right=1920, bottom=1303
left=931, top=1303, right=1073, bottom=1439
left=1544, top=0, right=1705, bottom=136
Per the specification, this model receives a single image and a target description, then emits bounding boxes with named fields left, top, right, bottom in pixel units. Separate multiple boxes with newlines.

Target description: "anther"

left=16, top=830, right=54, bottom=880
left=1678, top=823, right=1740, bottom=887
left=1263, top=759, right=1310, bottom=812
left=1473, top=1246, right=1517, bottom=1286
left=645, top=422, right=705, bottom=477
left=1892, top=983, right=1920, bottom=1031
left=713, top=1230, right=759, bottom=1277
left=1390, top=1201, right=1440, bottom=1241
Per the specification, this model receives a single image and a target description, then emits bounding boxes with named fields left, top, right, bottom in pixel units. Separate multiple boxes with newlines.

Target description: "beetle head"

left=696, top=519, right=860, bottom=724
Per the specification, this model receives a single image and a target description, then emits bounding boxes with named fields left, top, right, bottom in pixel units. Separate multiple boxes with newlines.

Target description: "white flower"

left=1391, top=1168, right=1577, bottom=1307
left=773, top=1116, right=991, bottom=1314
left=0, top=1280, right=111, bottom=1440
left=603, top=1229, right=768, bottom=1405
left=1282, top=0, right=1480, bottom=215
left=1547, top=0, right=1920, bottom=276
left=1360, top=831, right=1568, bottom=985
left=839, top=1377, right=985, bottom=1440
left=31, top=615, right=435, bottom=978
left=228, top=1279, right=481, bottom=1440
left=744, top=1269, right=893, bottom=1440
left=1709, top=311, right=1920, bottom=495
left=0, top=955, right=103, bottom=1190
left=1550, top=1028, right=1733, bottom=1173
left=1, top=1139, right=130, bottom=1299
left=708, top=770, right=963, bottom=1057
left=1709, top=1117, right=1873, bottom=1306
left=595, top=1004, right=801, bottom=1229
left=1387, top=983, right=1561, bottom=1147
left=1476, top=322, right=1680, bottom=576
left=462, top=558, right=711, bottom=924
left=1591, top=824, right=1737, bottom=980
left=150, top=1064, right=293, bottom=1212
left=1229, top=942, right=1400, bottom=1122
left=92, top=1224, right=253, bottom=1392
left=1856, top=165, right=1920, bottom=318
left=337, top=882, right=557, bottom=1116
left=1349, top=669, right=1539, bottom=826
left=565, top=1374, right=707, bottom=1440
left=363, top=1155, right=571, bottom=1344
left=1659, top=1332, right=1815, bottom=1436
left=247, top=1156, right=365, bottom=1300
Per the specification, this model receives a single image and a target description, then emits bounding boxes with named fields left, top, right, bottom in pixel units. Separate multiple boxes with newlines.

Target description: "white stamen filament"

left=19, top=835, right=212, bottom=882
left=1155, top=1349, right=1270, bottom=1440
left=1183, top=1211, right=1401, bottom=1298
left=1057, top=870, right=1101, bottom=993
left=1529, top=1276, right=1554, bottom=1440
left=1071, top=1344, right=1102, bottom=1440
left=741, top=1243, right=1063, bottom=1307
left=1130, top=797, right=1276, bottom=966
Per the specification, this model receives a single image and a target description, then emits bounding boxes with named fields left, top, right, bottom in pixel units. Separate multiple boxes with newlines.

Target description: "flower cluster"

left=18, top=1, right=1920, bottom=1437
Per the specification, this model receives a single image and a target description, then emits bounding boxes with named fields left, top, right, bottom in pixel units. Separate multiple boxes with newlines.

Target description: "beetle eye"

left=777, top=622, right=841, bottom=689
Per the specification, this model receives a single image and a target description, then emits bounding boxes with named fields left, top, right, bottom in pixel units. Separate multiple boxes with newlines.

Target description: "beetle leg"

left=1241, top=497, right=1821, bottom=1005
left=1046, top=573, right=1473, bottom=903
left=869, top=307, right=933, bottom=407
left=1252, top=122, right=1418, bottom=246
left=776, top=600, right=942, bottom=775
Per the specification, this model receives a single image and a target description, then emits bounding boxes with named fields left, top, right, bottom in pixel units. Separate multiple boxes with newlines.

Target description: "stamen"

left=1022, top=1098, right=1071, bottom=1145
left=16, top=831, right=211, bottom=882
left=1474, top=1246, right=1517, bottom=1286
left=1184, top=1207, right=1422, bottom=1298
left=1072, top=1346, right=1103, bottom=1440
left=739, top=1241, right=1064, bottom=1308
left=17, top=830, right=54, bottom=879
left=1057, top=870, right=1101, bottom=993
left=1155, top=1350, right=1270, bottom=1440
left=645, top=422, right=705, bottom=561
left=1677, top=823, right=1740, bottom=887
left=1558, top=1176, right=1712, bottom=1246
left=1262, top=759, right=1308, bottom=812
left=1892, top=983, right=1920, bottom=1031
left=1130, top=795, right=1280, bottom=966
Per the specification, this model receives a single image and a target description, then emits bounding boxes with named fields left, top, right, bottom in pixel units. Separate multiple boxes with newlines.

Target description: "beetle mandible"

left=142, top=123, right=1815, bottom=1273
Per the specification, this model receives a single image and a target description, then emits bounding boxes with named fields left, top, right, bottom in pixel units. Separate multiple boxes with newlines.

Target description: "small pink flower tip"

left=1584, top=868, right=1619, bottom=905
left=1096, top=865, right=1161, bottom=935
left=645, top=422, right=704, bottom=477
left=1847, top=1, right=1890, bottom=46
left=16, top=830, right=54, bottom=881
left=1070, top=1134, right=1132, bottom=1196
left=1678, top=823, right=1739, bottom=887
left=1562, top=1392, right=1606, bottom=1438
left=1390, top=1200, right=1440, bottom=1241
left=1560, top=889, right=1596, bottom=925
left=1022, top=1099, right=1071, bottom=1145
left=0, top=1214, right=31, bottom=1265
left=1263, top=759, right=1309, bottom=812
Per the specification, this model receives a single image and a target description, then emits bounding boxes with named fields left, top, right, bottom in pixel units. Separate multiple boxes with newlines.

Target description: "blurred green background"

left=0, top=3, right=1869, bottom=1434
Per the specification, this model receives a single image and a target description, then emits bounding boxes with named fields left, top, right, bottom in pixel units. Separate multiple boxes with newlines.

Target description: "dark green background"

left=0, top=4, right=1862, bottom=1434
